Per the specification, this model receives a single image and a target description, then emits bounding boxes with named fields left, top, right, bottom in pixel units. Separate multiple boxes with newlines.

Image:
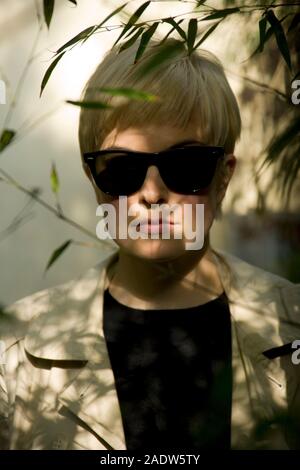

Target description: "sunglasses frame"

left=83, top=144, right=225, bottom=196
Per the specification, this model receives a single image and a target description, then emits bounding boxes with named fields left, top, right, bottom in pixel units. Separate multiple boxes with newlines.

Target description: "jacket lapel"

left=212, top=249, right=300, bottom=448
left=24, top=247, right=126, bottom=449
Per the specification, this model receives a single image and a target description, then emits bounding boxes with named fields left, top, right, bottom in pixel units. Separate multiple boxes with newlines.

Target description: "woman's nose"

left=138, top=165, right=169, bottom=204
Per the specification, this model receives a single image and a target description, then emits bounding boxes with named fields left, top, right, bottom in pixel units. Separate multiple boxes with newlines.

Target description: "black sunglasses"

left=83, top=144, right=225, bottom=196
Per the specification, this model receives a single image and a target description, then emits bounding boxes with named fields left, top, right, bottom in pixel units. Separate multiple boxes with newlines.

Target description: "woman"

left=1, top=38, right=299, bottom=450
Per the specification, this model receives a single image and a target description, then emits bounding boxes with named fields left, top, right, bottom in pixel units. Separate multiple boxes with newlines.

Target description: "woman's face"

left=84, top=125, right=236, bottom=261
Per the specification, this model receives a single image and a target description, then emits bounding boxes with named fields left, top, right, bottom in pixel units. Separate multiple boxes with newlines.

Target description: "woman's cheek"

left=182, top=194, right=215, bottom=237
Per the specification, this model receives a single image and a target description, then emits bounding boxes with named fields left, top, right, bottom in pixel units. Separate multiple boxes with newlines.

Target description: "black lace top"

left=103, top=288, right=232, bottom=451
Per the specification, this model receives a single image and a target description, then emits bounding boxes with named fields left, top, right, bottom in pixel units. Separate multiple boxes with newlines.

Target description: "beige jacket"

left=0, top=247, right=300, bottom=450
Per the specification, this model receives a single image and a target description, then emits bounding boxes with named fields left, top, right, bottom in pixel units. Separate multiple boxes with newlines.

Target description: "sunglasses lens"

left=160, top=147, right=222, bottom=194
left=94, top=154, right=146, bottom=196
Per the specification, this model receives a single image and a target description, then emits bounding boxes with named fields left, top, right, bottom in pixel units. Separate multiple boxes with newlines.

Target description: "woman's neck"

left=107, top=238, right=224, bottom=310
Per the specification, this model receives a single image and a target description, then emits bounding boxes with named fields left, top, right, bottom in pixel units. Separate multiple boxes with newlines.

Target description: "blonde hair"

left=78, top=37, right=241, bottom=156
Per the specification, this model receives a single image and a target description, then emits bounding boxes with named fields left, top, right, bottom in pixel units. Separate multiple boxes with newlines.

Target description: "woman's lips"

left=139, top=221, right=176, bottom=234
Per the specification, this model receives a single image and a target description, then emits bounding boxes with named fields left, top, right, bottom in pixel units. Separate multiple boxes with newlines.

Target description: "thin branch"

left=17, top=101, right=64, bottom=135
left=225, top=68, right=289, bottom=100
left=0, top=168, right=113, bottom=251
left=1, top=22, right=43, bottom=131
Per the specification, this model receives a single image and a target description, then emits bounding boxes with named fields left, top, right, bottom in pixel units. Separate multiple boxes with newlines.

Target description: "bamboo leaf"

left=91, top=2, right=129, bottom=40
left=0, top=129, right=16, bottom=152
left=43, top=0, right=55, bottom=28
left=56, top=3, right=128, bottom=54
left=56, top=26, right=96, bottom=54
left=123, top=24, right=140, bottom=40
left=264, top=116, right=300, bottom=166
left=118, top=27, right=145, bottom=53
left=40, top=51, right=66, bottom=97
left=112, top=1, right=151, bottom=48
left=261, top=117, right=300, bottom=205
left=160, top=19, right=184, bottom=45
left=187, top=18, right=198, bottom=53
left=134, top=40, right=185, bottom=79
left=266, top=10, right=291, bottom=70
left=163, top=17, right=187, bottom=41
left=244, top=20, right=280, bottom=62
left=258, top=17, right=267, bottom=53
left=200, top=7, right=240, bottom=21
left=50, top=162, right=59, bottom=194
left=192, top=20, right=222, bottom=50
left=45, top=239, right=72, bottom=272
left=66, top=100, right=113, bottom=109
left=134, top=22, right=159, bottom=63
left=95, top=87, right=159, bottom=101
left=288, top=12, right=300, bottom=33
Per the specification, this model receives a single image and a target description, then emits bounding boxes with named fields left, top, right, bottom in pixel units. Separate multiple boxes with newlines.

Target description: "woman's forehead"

left=101, top=125, right=207, bottom=152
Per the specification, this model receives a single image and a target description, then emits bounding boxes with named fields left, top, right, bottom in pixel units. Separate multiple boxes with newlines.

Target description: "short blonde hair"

left=78, top=37, right=241, bottom=156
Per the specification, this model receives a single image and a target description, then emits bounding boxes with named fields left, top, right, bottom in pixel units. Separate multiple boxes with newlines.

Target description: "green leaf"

left=187, top=18, right=198, bottom=53
left=93, top=2, right=129, bottom=35
left=40, top=51, right=66, bottom=97
left=112, top=1, right=151, bottom=48
left=160, top=19, right=184, bottom=45
left=43, top=0, right=55, bottom=29
left=261, top=116, right=300, bottom=204
left=200, top=7, right=240, bottom=21
left=192, top=19, right=222, bottom=50
left=56, top=26, right=96, bottom=54
left=95, top=87, right=159, bottom=101
left=50, top=162, right=59, bottom=194
left=123, top=24, right=140, bottom=40
left=258, top=17, right=267, bottom=53
left=45, top=239, right=72, bottom=272
left=0, top=129, right=16, bottom=152
left=118, top=27, right=145, bottom=53
left=134, top=22, right=159, bottom=63
left=163, top=17, right=187, bottom=41
left=266, top=10, right=291, bottom=70
left=56, top=3, right=128, bottom=55
left=247, top=25, right=274, bottom=60
left=264, top=117, right=300, bottom=166
left=288, top=12, right=300, bottom=33
left=66, top=100, right=113, bottom=109
left=134, top=40, right=185, bottom=80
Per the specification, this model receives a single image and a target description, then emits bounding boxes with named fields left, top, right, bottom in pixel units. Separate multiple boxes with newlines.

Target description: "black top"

left=103, top=288, right=232, bottom=451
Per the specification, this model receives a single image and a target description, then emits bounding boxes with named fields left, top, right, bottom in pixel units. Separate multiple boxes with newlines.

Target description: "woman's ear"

left=216, top=153, right=236, bottom=204
left=82, top=162, right=93, bottom=182
left=82, top=162, right=112, bottom=205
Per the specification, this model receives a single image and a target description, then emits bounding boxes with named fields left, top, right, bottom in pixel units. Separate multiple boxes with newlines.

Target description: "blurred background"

left=0, top=0, right=299, bottom=307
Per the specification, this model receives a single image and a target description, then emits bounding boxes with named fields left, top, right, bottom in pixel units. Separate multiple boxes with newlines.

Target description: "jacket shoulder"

left=215, top=248, right=296, bottom=287
left=0, top=280, right=75, bottom=347
left=0, top=250, right=117, bottom=345
left=215, top=248, right=300, bottom=328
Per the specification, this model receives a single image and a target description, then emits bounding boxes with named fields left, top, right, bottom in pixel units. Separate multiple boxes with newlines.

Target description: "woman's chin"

left=117, top=238, right=188, bottom=261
